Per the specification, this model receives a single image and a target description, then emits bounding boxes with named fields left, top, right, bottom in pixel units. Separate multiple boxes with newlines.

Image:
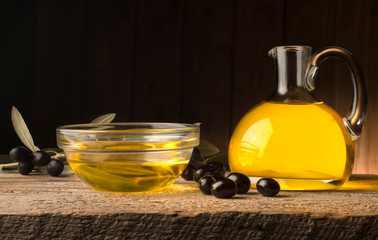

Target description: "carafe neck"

left=267, top=46, right=318, bottom=103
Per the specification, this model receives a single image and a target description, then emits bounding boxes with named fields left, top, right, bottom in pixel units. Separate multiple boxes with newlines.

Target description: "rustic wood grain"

left=181, top=0, right=233, bottom=151
left=0, top=1, right=37, bottom=153
left=132, top=0, right=184, bottom=122
left=364, top=0, right=378, bottom=175
left=334, top=0, right=376, bottom=174
left=32, top=0, right=87, bottom=145
left=231, top=0, right=283, bottom=130
left=0, top=173, right=377, bottom=239
left=80, top=0, right=136, bottom=122
left=283, top=0, right=339, bottom=110
left=0, top=173, right=376, bottom=216
left=23, top=0, right=378, bottom=174
left=0, top=213, right=377, bottom=240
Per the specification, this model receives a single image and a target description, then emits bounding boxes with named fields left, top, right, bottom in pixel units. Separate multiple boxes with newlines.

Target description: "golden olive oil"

left=65, top=142, right=189, bottom=193
left=229, top=101, right=354, bottom=190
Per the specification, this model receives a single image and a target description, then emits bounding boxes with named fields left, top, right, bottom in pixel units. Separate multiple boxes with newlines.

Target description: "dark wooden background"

left=1, top=0, right=377, bottom=174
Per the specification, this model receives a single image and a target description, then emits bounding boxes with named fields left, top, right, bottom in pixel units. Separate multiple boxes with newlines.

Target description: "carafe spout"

left=267, top=46, right=318, bottom=103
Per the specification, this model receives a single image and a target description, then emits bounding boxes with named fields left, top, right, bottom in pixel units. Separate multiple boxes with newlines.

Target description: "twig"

left=0, top=162, right=18, bottom=171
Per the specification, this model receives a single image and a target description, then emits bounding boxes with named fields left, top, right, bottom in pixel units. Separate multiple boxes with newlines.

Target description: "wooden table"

left=0, top=171, right=377, bottom=239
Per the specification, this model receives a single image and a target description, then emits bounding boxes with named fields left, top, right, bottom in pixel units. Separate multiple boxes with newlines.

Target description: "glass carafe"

left=229, top=46, right=367, bottom=190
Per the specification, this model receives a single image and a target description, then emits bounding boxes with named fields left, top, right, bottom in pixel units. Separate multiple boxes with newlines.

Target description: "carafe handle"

left=305, top=47, right=367, bottom=140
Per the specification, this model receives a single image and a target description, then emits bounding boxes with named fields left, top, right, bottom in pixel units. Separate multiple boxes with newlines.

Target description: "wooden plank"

left=334, top=0, right=376, bottom=174
left=0, top=173, right=378, bottom=240
left=0, top=1, right=38, bottom=154
left=131, top=0, right=184, bottom=122
left=363, top=0, right=378, bottom=175
left=283, top=0, right=338, bottom=109
left=0, top=213, right=376, bottom=239
left=28, top=0, right=378, bottom=175
left=231, top=0, right=284, bottom=131
left=32, top=1, right=87, bottom=147
left=0, top=173, right=376, bottom=216
left=0, top=173, right=377, bottom=239
left=80, top=1, right=136, bottom=122
left=181, top=0, right=233, bottom=151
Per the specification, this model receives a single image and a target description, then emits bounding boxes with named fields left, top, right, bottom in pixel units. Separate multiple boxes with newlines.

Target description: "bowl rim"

left=57, top=122, right=200, bottom=134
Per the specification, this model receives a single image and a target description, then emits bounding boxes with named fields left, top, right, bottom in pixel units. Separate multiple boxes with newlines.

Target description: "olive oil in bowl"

left=67, top=152, right=188, bottom=192
left=64, top=142, right=192, bottom=193
left=57, top=123, right=200, bottom=193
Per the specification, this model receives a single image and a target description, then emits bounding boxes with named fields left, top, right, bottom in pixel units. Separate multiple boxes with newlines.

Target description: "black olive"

left=32, top=151, right=51, bottom=166
left=193, top=165, right=215, bottom=182
left=9, top=146, right=32, bottom=163
left=203, top=171, right=225, bottom=181
left=227, top=172, right=251, bottom=194
left=211, top=179, right=236, bottom=199
left=181, top=164, right=196, bottom=181
left=47, top=160, right=65, bottom=177
left=256, top=178, right=280, bottom=197
left=18, top=161, right=34, bottom=175
left=199, top=175, right=216, bottom=195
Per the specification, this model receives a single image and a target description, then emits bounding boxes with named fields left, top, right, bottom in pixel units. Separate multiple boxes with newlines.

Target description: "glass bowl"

left=57, top=123, right=200, bottom=193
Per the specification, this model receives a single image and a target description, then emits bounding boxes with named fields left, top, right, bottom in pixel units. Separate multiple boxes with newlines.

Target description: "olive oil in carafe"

left=229, top=101, right=354, bottom=190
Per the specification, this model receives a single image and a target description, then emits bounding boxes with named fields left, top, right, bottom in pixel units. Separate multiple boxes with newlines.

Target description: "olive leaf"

left=91, top=113, right=116, bottom=124
left=205, top=153, right=230, bottom=171
left=11, top=106, right=39, bottom=152
left=197, top=139, right=220, bottom=157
